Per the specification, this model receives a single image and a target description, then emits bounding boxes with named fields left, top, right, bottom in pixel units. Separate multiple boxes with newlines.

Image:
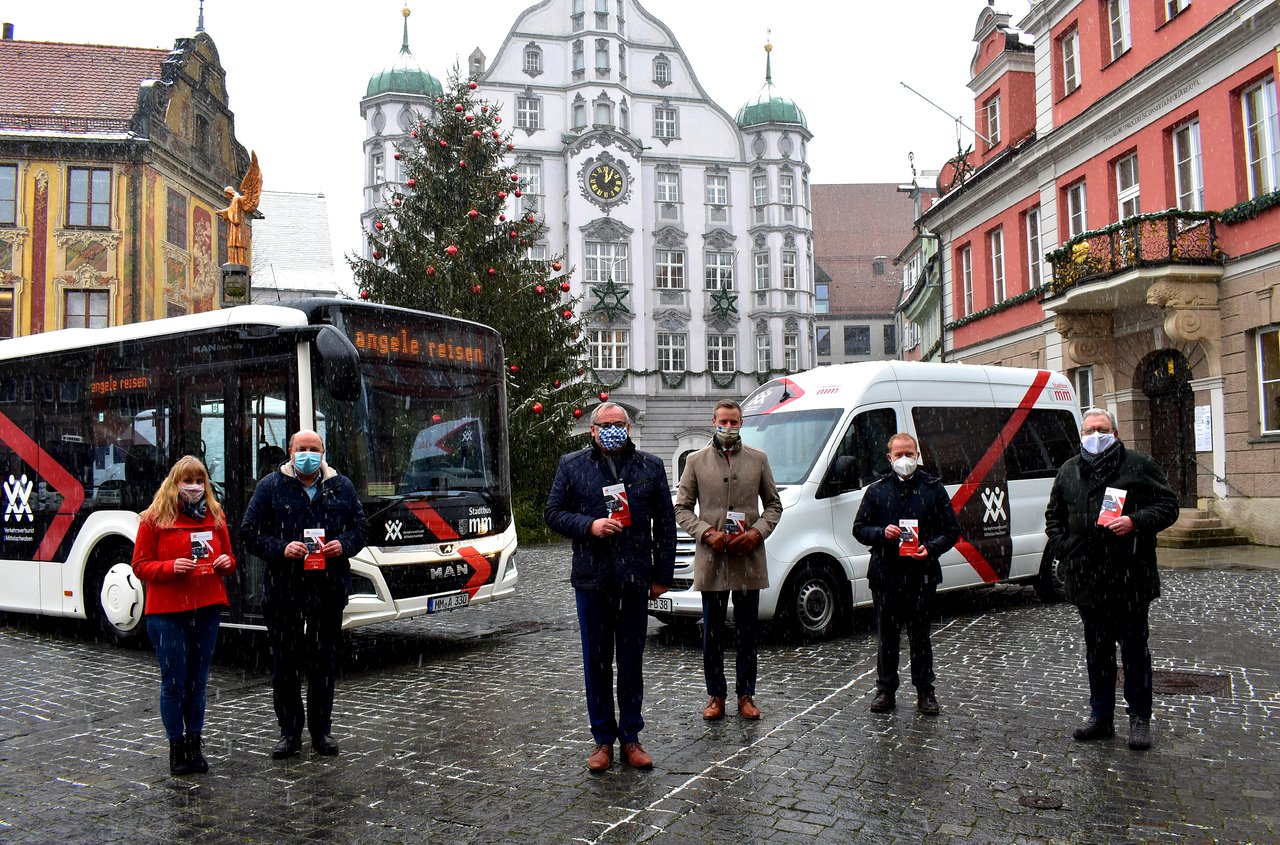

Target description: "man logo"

left=981, top=486, right=1007, bottom=523
left=3, top=474, right=34, bottom=523
left=385, top=520, right=404, bottom=541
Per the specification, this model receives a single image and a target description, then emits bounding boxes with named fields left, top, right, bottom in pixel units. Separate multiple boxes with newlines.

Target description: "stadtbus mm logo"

left=4, top=473, right=34, bottom=522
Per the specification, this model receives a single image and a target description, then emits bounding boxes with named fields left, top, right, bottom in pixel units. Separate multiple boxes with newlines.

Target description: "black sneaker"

left=312, top=734, right=340, bottom=756
left=869, top=690, right=895, bottom=712
left=916, top=690, right=940, bottom=715
left=1127, top=718, right=1152, bottom=750
left=271, top=734, right=301, bottom=759
left=1072, top=717, right=1115, bottom=741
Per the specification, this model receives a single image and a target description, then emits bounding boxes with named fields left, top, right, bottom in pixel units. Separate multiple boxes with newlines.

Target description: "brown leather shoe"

left=738, top=694, right=761, bottom=720
left=702, top=696, right=726, bottom=720
left=586, top=743, right=613, bottom=772
left=621, top=741, right=653, bottom=769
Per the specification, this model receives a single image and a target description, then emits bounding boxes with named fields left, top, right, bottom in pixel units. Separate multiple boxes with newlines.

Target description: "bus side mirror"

left=314, top=325, right=361, bottom=402
left=818, top=455, right=858, bottom=497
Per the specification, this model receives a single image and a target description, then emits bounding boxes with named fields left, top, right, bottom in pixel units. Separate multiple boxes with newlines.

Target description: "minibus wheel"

left=1034, top=543, right=1066, bottom=602
left=778, top=560, right=845, bottom=640
left=86, top=544, right=147, bottom=645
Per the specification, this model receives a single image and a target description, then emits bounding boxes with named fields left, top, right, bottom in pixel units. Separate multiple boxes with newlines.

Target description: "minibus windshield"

left=740, top=408, right=842, bottom=485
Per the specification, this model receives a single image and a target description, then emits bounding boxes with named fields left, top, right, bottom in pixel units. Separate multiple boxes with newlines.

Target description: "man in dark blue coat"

left=545, top=402, right=675, bottom=772
left=853, top=432, right=960, bottom=716
left=1046, top=408, right=1178, bottom=751
left=241, top=429, right=369, bottom=759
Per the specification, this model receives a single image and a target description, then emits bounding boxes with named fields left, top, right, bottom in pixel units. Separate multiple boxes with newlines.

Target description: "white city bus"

left=651, top=361, right=1081, bottom=639
left=0, top=299, right=518, bottom=640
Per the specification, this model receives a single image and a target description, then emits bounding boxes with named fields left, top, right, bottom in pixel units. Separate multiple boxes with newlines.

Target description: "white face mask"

left=891, top=455, right=919, bottom=478
left=1081, top=432, right=1116, bottom=455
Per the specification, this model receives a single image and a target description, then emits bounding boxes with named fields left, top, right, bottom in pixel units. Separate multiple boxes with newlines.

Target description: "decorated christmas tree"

left=351, top=71, right=600, bottom=537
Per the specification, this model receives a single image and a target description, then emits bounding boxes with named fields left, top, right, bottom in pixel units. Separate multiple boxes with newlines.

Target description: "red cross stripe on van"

left=948, top=370, right=1052, bottom=583
left=405, top=500, right=492, bottom=598
left=0, top=409, right=86, bottom=561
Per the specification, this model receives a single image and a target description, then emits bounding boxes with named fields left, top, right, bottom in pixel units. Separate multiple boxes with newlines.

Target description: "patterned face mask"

left=178, top=483, right=205, bottom=504
left=715, top=425, right=741, bottom=446
left=597, top=425, right=629, bottom=452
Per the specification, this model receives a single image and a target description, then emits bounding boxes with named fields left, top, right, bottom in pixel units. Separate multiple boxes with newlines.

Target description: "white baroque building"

left=360, top=2, right=815, bottom=480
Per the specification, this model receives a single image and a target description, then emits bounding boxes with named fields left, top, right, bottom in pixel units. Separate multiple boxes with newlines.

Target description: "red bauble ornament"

left=426, top=266, right=436, bottom=276
left=562, top=309, right=573, bottom=320
left=393, top=152, right=401, bottom=160
left=498, top=191, right=507, bottom=200
left=375, top=221, right=384, bottom=230
left=468, top=209, right=479, bottom=218
left=509, top=364, right=520, bottom=374
left=469, top=81, right=478, bottom=90
left=499, top=214, right=506, bottom=222
left=436, top=97, right=443, bottom=103
left=527, top=215, right=536, bottom=223
left=520, top=239, right=529, bottom=247
left=407, top=178, right=416, bottom=188
left=472, top=130, right=482, bottom=138
left=394, top=198, right=402, bottom=207
left=507, top=143, right=515, bottom=151
left=514, top=189, right=523, bottom=198
left=465, top=114, right=474, bottom=123
left=459, top=160, right=467, bottom=169
left=472, top=284, right=483, bottom=293
left=552, top=261, right=562, bottom=271
left=440, top=139, right=448, bottom=148
left=359, top=289, right=370, bottom=300
left=560, top=282, right=571, bottom=292
left=411, top=129, right=418, bottom=138
left=372, top=250, right=381, bottom=259
left=432, top=414, right=442, bottom=422
left=454, top=104, right=464, bottom=112
left=510, top=173, right=520, bottom=182
left=553, top=379, right=562, bottom=388
left=573, top=407, right=584, bottom=419
left=535, top=285, right=546, bottom=295
left=531, top=402, right=544, bottom=414
left=446, top=244, right=459, bottom=256
left=492, top=131, right=500, bottom=139
left=487, top=267, right=497, bottom=275
left=495, top=116, right=502, bottom=123
left=481, top=104, right=488, bottom=112
left=576, top=367, right=585, bottom=376
left=598, top=391, right=609, bottom=402
left=509, top=231, right=518, bottom=238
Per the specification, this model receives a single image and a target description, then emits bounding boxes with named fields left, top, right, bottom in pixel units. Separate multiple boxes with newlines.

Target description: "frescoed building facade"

left=0, top=25, right=253, bottom=337
left=360, top=2, right=816, bottom=480
left=909, top=1, right=1280, bottom=542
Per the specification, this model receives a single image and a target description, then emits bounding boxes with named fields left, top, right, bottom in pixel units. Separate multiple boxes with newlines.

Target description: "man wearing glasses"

left=1046, top=408, right=1178, bottom=751
left=545, top=402, right=676, bottom=772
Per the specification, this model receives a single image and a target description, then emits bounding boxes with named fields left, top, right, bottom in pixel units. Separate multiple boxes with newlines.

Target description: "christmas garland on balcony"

left=1043, top=209, right=1217, bottom=264
left=1218, top=190, right=1280, bottom=226
left=944, top=284, right=1051, bottom=331
left=591, top=366, right=792, bottom=391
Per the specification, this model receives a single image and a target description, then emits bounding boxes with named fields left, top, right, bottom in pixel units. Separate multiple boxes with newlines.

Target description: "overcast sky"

left=12, top=0, right=1033, bottom=291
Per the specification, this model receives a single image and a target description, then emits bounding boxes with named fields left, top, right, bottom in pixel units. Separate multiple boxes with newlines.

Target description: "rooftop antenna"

left=899, top=81, right=992, bottom=154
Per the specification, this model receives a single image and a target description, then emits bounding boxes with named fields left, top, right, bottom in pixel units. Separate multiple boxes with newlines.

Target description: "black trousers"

left=873, top=584, right=936, bottom=694
left=701, top=589, right=760, bottom=697
left=1079, top=602, right=1153, bottom=720
left=264, top=598, right=344, bottom=739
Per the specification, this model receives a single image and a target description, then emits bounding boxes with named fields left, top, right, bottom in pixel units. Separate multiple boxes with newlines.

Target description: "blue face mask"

left=597, top=425, right=629, bottom=452
left=293, top=451, right=322, bottom=475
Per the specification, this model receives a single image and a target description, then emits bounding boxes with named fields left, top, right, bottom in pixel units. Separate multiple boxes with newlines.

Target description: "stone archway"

left=1138, top=349, right=1196, bottom=507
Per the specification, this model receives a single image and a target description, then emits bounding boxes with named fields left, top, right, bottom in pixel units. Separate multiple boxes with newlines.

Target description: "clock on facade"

left=587, top=163, right=626, bottom=201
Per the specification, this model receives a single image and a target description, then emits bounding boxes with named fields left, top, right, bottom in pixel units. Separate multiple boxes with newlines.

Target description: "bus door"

left=177, top=361, right=293, bottom=624
left=817, top=406, right=899, bottom=605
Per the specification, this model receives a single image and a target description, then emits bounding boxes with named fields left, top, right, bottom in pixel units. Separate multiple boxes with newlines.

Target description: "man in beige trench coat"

left=675, top=399, right=783, bottom=721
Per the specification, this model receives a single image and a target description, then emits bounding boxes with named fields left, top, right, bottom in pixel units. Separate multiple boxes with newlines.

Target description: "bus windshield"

left=739, top=408, right=842, bottom=485
left=316, top=307, right=512, bottom=541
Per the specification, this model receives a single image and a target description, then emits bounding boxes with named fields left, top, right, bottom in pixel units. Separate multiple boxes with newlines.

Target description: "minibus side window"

left=1004, top=409, right=1079, bottom=479
left=819, top=408, right=896, bottom=497
left=913, top=407, right=1006, bottom=484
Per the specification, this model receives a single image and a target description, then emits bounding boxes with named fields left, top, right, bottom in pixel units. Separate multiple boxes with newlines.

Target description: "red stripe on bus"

left=0, top=408, right=87, bottom=561
left=947, top=370, right=1051, bottom=583
left=952, top=536, right=998, bottom=583
left=406, top=501, right=493, bottom=597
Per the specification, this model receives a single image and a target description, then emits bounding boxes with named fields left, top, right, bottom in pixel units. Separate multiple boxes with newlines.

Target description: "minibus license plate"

left=647, top=597, right=672, bottom=613
left=428, top=592, right=470, bottom=613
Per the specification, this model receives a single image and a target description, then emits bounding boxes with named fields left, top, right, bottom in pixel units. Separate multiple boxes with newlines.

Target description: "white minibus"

left=649, top=361, right=1081, bottom=639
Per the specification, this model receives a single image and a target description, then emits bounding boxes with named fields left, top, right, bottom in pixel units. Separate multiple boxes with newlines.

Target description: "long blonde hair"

left=140, top=455, right=225, bottom=528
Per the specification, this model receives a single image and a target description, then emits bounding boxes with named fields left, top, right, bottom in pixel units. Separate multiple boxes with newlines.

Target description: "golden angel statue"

left=216, top=150, right=262, bottom=266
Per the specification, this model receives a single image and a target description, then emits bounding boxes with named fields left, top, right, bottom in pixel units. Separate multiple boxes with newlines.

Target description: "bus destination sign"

left=349, top=324, right=489, bottom=367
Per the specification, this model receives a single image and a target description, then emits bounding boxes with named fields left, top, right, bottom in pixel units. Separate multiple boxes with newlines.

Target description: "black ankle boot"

left=169, top=739, right=193, bottom=775
left=185, top=734, right=209, bottom=773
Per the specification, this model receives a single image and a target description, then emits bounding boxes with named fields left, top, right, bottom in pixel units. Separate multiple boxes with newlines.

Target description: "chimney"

left=2, top=23, right=15, bottom=40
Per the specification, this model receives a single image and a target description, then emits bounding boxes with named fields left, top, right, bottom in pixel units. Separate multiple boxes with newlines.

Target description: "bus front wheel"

left=777, top=560, right=846, bottom=641
left=87, top=551, right=147, bottom=644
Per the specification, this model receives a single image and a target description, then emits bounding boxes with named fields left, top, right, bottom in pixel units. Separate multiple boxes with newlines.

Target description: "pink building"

left=913, top=1, right=1280, bottom=542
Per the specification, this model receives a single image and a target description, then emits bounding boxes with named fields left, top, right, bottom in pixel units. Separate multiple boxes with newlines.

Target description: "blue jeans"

left=1079, top=603, right=1153, bottom=719
left=575, top=586, right=648, bottom=745
left=702, top=589, right=759, bottom=697
left=146, top=606, right=222, bottom=740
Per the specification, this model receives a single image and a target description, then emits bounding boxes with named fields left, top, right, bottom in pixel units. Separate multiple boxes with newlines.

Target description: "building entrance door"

left=1142, top=349, right=1196, bottom=508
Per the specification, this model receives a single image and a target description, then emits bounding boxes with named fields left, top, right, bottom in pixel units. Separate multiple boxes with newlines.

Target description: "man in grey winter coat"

left=675, top=399, right=782, bottom=722
left=1046, top=407, right=1178, bottom=751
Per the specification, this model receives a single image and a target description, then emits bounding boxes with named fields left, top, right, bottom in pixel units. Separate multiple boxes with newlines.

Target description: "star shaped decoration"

left=708, top=286, right=739, bottom=321
left=589, top=278, right=632, bottom=323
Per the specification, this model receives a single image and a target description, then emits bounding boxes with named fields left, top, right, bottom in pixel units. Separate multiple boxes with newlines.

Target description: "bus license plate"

left=647, top=597, right=672, bottom=613
left=428, top=592, right=470, bottom=613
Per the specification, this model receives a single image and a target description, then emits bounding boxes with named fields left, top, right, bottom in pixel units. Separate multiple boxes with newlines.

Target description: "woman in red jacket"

left=131, top=455, right=236, bottom=775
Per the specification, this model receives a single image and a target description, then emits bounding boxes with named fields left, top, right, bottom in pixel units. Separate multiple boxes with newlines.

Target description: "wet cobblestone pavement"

left=1, top=543, right=1278, bottom=844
